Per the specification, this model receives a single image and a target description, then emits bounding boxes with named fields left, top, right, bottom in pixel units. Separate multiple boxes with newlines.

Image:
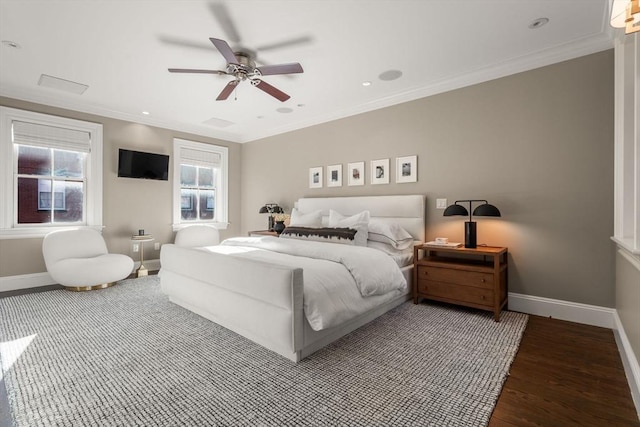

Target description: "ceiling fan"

left=168, top=37, right=304, bottom=102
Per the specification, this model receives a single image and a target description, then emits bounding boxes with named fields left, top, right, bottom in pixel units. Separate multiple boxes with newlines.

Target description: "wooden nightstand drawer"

left=417, top=266, right=494, bottom=289
left=418, top=280, right=494, bottom=307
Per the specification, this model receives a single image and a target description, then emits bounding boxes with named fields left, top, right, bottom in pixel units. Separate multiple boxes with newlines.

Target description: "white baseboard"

left=0, top=259, right=161, bottom=292
left=0, top=272, right=55, bottom=292
left=508, top=292, right=615, bottom=328
left=613, top=311, right=640, bottom=419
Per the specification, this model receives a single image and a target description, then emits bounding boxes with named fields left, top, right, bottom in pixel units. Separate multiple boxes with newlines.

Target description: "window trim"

left=611, top=33, right=640, bottom=258
left=0, top=107, right=103, bottom=239
left=172, top=138, right=228, bottom=230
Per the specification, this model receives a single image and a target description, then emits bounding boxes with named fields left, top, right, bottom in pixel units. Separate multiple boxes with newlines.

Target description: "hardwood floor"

left=490, top=315, right=639, bottom=427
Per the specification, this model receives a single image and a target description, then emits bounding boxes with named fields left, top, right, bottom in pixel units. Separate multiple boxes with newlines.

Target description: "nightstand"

left=413, top=244, right=508, bottom=321
left=248, top=230, right=278, bottom=237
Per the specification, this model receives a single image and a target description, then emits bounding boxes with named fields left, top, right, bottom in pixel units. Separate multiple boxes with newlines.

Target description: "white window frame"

left=0, top=107, right=103, bottom=239
left=611, top=33, right=639, bottom=260
left=172, top=138, right=228, bottom=230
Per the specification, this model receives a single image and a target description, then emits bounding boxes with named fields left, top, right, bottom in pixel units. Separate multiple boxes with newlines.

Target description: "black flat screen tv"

left=118, top=149, right=169, bottom=181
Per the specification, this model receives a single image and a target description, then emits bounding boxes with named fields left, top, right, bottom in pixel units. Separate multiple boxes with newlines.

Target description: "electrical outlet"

left=436, top=198, right=447, bottom=209
left=132, top=243, right=139, bottom=253
left=154, top=242, right=160, bottom=250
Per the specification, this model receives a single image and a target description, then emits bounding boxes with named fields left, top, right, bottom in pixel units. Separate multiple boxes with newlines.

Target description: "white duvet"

left=203, top=236, right=407, bottom=331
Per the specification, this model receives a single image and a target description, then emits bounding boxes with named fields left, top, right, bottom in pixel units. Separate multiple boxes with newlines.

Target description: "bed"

left=159, top=195, right=425, bottom=362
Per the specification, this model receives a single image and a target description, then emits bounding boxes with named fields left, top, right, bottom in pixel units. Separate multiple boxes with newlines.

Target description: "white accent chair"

left=42, top=228, right=134, bottom=291
left=174, top=225, right=220, bottom=247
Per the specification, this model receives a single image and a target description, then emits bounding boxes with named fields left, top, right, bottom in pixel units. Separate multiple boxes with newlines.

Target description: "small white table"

left=131, top=235, right=154, bottom=277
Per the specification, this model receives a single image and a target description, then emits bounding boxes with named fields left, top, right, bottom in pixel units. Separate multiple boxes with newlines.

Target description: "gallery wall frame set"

left=308, top=155, right=417, bottom=188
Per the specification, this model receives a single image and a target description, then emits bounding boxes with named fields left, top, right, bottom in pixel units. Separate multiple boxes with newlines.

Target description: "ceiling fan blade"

left=256, top=63, right=304, bottom=76
left=168, top=68, right=227, bottom=75
left=254, top=80, right=290, bottom=102
left=159, top=35, right=213, bottom=52
left=210, top=37, right=239, bottom=64
left=256, top=36, right=313, bottom=52
left=216, top=80, right=238, bottom=101
left=209, top=2, right=242, bottom=44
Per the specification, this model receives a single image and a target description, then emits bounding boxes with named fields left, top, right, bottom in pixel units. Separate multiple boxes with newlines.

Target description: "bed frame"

left=160, top=195, right=425, bottom=362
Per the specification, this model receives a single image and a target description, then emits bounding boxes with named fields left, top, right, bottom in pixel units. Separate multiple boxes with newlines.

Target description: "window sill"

left=0, top=225, right=104, bottom=240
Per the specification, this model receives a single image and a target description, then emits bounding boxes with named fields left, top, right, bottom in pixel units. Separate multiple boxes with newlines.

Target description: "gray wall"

left=241, top=50, right=615, bottom=307
left=0, top=97, right=242, bottom=277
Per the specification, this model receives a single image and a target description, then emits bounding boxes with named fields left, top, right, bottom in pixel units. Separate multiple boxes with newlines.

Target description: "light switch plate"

left=436, top=198, right=447, bottom=209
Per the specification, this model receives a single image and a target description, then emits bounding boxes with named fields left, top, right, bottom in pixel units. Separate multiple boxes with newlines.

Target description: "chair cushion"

left=48, top=254, right=134, bottom=287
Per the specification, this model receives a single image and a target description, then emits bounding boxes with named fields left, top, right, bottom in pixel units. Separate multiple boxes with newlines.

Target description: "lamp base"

left=465, top=221, right=477, bottom=248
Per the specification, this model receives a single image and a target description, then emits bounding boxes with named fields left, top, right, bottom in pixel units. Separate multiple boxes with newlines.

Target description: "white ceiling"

left=0, top=0, right=614, bottom=143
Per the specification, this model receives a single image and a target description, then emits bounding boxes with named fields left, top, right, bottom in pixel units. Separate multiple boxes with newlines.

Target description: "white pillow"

left=367, top=220, right=414, bottom=250
left=289, top=208, right=323, bottom=227
left=328, top=210, right=370, bottom=246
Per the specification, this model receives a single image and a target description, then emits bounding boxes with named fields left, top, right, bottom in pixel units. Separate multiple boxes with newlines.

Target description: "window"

left=612, top=34, right=639, bottom=257
left=0, top=107, right=103, bottom=238
left=173, top=138, right=228, bottom=229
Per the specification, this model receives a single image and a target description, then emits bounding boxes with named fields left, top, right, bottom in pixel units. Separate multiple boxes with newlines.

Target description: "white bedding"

left=202, top=236, right=407, bottom=331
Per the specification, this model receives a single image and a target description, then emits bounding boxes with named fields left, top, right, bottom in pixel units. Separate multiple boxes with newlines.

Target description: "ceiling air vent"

left=38, top=74, right=88, bottom=95
left=202, top=117, right=234, bottom=128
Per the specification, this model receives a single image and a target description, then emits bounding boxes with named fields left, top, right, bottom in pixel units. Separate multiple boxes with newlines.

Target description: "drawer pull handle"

left=481, top=279, right=486, bottom=282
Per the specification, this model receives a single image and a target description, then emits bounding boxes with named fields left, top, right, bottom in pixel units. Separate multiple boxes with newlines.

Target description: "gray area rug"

left=1, top=276, right=528, bottom=426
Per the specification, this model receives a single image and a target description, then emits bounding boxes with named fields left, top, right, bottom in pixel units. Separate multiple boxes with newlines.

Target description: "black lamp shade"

left=473, top=203, right=501, bottom=217
left=259, top=206, right=269, bottom=214
left=443, top=204, right=469, bottom=216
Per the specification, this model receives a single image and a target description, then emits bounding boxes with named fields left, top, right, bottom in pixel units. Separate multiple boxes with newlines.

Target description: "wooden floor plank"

left=490, top=315, right=640, bottom=427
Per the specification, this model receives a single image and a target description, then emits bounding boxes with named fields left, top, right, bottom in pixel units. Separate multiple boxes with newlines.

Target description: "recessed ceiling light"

left=142, top=111, right=150, bottom=115
left=378, top=70, right=403, bottom=81
left=277, top=107, right=293, bottom=114
left=1, top=40, right=20, bottom=49
left=528, top=17, right=549, bottom=29
left=362, top=81, right=372, bottom=87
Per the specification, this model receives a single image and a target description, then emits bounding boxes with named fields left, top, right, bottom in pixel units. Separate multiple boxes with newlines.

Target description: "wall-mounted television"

left=118, top=149, right=169, bottom=181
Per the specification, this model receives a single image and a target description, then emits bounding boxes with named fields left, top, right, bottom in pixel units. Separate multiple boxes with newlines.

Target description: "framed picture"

left=347, top=161, right=365, bottom=186
left=370, top=158, right=389, bottom=185
left=327, top=164, right=342, bottom=187
left=396, top=155, right=417, bottom=183
left=309, top=166, right=323, bottom=189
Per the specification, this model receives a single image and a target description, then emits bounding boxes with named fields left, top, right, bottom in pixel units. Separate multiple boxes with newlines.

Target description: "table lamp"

left=443, top=200, right=501, bottom=248
left=259, top=203, right=283, bottom=231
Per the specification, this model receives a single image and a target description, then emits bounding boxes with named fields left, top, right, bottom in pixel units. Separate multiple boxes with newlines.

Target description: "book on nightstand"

left=423, top=241, right=463, bottom=248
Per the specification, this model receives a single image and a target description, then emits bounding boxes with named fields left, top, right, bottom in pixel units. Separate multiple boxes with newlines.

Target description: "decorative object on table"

left=370, top=158, right=389, bottom=185
left=326, top=164, right=342, bottom=187
left=272, top=212, right=290, bottom=235
left=42, top=228, right=134, bottom=291
left=259, top=203, right=284, bottom=231
left=347, top=161, right=365, bottom=186
left=443, top=200, right=501, bottom=248
left=610, top=0, right=639, bottom=34
left=395, top=155, right=417, bottom=183
left=309, top=166, right=323, bottom=188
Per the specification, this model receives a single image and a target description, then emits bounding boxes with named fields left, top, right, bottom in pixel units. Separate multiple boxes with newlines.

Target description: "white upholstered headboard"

left=295, top=195, right=426, bottom=242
